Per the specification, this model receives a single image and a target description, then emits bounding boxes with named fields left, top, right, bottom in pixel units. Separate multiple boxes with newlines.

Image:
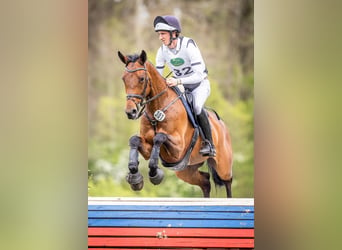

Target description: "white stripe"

left=155, top=23, right=176, bottom=31
left=88, top=197, right=254, bottom=206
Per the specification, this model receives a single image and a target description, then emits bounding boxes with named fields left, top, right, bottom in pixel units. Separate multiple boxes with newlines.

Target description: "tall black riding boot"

left=197, top=109, right=216, bottom=157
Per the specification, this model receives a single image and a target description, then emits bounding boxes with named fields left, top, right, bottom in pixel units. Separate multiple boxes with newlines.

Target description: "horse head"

left=118, top=50, right=150, bottom=120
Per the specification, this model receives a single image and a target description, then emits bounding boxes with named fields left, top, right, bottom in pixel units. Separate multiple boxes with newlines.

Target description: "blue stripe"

left=186, top=38, right=197, bottom=48
left=88, top=211, right=254, bottom=220
left=88, top=218, right=254, bottom=228
left=88, top=205, right=254, bottom=212
left=191, top=62, right=201, bottom=66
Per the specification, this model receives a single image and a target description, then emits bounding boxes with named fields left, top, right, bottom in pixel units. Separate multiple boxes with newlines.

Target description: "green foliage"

left=88, top=0, right=254, bottom=198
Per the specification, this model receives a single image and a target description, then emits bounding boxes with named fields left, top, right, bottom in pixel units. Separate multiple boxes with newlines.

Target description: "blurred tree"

left=88, top=0, right=254, bottom=198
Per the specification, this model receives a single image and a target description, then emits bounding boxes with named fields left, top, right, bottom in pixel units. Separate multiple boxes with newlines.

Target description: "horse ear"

left=118, top=51, right=128, bottom=64
left=140, top=50, right=147, bottom=64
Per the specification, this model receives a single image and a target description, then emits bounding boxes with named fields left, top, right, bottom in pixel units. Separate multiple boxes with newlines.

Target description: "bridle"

left=125, top=66, right=150, bottom=101
left=124, top=64, right=168, bottom=119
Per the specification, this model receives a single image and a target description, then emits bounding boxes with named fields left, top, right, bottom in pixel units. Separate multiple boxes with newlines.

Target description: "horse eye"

left=139, top=77, right=145, bottom=82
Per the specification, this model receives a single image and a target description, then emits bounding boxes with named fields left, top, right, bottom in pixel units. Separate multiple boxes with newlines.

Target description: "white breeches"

left=191, top=79, right=210, bottom=115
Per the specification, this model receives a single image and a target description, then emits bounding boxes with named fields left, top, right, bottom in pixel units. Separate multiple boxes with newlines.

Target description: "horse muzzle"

left=125, top=100, right=145, bottom=120
left=126, top=108, right=139, bottom=120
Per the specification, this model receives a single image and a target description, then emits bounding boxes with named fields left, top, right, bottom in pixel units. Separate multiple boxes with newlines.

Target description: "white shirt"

left=156, top=36, right=208, bottom=90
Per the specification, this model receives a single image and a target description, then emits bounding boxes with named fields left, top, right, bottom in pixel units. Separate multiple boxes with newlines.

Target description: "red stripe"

left=89, top=249, right=220, bottom=250
left=88, top=227, right=254, bottom=238
left=89, top=249, right=212, bottom=250
left=88, top=237, right=254, bottom=248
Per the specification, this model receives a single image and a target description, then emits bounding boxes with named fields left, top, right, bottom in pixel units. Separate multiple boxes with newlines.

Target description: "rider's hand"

left=166, top=77, right=180, bottom=87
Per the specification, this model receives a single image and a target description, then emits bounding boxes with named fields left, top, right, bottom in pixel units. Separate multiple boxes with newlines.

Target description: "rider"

left=153, top=15, right=216, bottom=157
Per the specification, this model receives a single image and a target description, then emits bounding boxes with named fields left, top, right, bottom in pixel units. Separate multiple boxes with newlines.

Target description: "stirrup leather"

left=199, top=140, right=216, bottom=157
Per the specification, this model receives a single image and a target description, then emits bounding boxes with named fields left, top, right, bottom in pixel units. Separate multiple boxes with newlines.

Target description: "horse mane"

left=124, top=52, right=162, bottom=80
left=125, top=54, right=141, bottom=66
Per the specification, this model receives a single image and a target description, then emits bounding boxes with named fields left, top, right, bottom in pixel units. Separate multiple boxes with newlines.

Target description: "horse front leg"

left=148, top=133, right=167, bottom=185
left=126, top=135, right=144, bottom=191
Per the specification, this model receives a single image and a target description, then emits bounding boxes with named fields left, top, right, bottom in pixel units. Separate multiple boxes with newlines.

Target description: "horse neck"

left=145, top=62, right=173, bottom=110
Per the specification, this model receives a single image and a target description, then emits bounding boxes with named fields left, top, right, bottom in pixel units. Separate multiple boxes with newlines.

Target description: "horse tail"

left=205, top=107, right=221, bottom=120
left=207, top=158, right=225, bottom=186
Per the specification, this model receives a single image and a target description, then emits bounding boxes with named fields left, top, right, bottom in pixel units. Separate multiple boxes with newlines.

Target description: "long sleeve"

left=155, top=47, right=165, bottom=76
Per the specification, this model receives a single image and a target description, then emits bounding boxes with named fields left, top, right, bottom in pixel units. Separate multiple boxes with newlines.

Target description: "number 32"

left=173, top=66, right=193, bottom=77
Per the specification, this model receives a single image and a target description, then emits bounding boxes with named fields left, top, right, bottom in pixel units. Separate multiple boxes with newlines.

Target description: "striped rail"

left=88, top=197, right=254, bottom=249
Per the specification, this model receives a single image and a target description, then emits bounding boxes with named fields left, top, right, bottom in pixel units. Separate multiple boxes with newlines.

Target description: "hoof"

left=126, top=172, right=144, bottom=191
left=149, top=168, right=164, bottom=185
left=130, top=180, right=144, bottom=191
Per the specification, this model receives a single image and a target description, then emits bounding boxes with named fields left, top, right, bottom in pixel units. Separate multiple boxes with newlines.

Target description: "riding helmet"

left=153, top=15, right=181, bottom=33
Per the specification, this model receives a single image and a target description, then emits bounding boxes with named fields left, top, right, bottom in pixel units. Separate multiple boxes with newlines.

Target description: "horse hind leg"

left=224, top=177, right=233, bottom=198
left=199, top=170, right=211, bottom=197
left=175, top=163, right=211, bottom=198
left=148, top=133, right=167, bottom=185
left=126, top=135, right=144, bottom=191
left=207, top=158, right=233, bottom=198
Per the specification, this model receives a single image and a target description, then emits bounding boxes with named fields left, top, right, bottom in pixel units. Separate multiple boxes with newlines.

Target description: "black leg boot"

left=197, top=109, right=216, bottom=157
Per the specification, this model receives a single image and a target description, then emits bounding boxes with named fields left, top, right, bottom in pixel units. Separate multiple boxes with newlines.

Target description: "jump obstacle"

left=88, top=197, right=254, bottom=249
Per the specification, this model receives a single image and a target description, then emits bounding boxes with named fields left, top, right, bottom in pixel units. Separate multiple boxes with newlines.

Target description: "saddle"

left=171, top=87, right=198, bottom=128
left=171, top=87, right=221, bottom=126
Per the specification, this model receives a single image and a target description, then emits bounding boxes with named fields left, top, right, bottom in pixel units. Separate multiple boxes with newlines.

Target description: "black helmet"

left=153, top=15, right=181, bottom=33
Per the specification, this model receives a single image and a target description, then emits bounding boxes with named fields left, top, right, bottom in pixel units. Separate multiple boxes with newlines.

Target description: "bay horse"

left=118, top=50, right=233, bottom=197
